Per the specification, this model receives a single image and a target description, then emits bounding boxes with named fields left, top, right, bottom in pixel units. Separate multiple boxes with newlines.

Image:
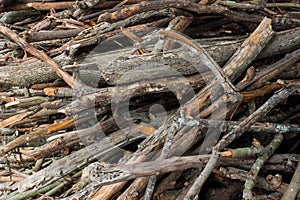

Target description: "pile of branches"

left=0, top=0, right=300, bottom=199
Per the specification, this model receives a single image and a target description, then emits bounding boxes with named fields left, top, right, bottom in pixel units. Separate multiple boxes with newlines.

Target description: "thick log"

left=1, top=27, right=299, bottom=88
left=73, top=27, right=300, bottom=86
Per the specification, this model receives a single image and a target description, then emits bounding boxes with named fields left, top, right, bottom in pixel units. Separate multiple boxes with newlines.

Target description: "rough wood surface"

left=1, top=27, right=299, bottom=88
left=0, top=1, right=299, bottom=200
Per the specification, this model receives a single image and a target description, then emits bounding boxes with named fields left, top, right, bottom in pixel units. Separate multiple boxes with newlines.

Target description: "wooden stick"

left=0, top=118, right=74, bottom=156
left=184, top=17, right=274, bottom=199
left=0, top=24, right=76, bottom=89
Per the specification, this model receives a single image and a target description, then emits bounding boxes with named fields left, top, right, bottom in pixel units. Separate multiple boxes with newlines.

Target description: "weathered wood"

left=0, top=24, right=77, bottom=88
left=23, top=28, right=85, bottom=42
left=77, top=153, right=300, bottom=190
left=0, top=56, right=60, bottom=88
left=4, top=127, right=145, bottom=197
left=1, top=27, right=299, bottom=88
left=1, top=1, right=300, bottom=199
left=64, top=26, right=300, bottom=86
left=223, top=17, right=274, bottom=83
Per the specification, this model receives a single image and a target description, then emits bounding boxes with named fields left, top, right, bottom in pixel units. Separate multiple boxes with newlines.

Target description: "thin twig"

left=243, top=133, right=284, bottom=199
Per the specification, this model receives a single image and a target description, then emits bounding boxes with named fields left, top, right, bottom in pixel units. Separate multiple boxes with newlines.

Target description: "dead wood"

left=1, top=27, right=299, bottom=89
left=0, top=1, right=299, bottom=200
